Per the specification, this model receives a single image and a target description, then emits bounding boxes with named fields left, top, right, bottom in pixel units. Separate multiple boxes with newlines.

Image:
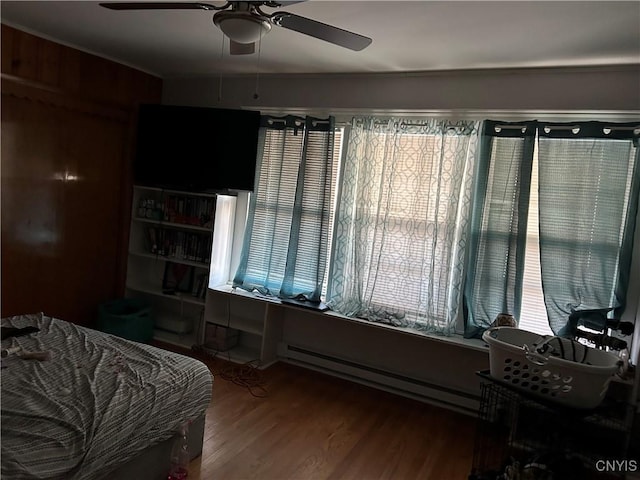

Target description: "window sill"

left=209, top=284, right=489, bottom=354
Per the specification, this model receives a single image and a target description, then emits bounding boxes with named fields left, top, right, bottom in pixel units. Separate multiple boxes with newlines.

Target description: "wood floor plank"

left=182, top=350, right=476, bottom=480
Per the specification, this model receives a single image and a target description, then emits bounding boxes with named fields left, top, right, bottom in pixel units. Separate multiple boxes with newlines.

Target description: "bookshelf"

left=126, top=185, right=215, bottom=349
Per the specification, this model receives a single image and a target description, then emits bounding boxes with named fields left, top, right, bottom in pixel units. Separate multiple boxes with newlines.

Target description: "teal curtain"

left=537, top=121, right=640, bottom=335
left=327, top=117, right=479, bottom=335
left=233, top=115, right=336, bottom=301
left=464, top=120, right=535, bottom=338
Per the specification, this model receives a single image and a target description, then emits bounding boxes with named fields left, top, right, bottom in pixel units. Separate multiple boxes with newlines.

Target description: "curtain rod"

left=495, top=124, right=639, bottom=132
left=369, top=119, right=476, bottom=126
left=265, top=116, right=332, bottom=125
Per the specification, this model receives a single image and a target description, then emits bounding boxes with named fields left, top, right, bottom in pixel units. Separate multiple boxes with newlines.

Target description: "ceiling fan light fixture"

left=100, top=2, right=373, bottom=52
left=213, top=11, right=272, bottom=44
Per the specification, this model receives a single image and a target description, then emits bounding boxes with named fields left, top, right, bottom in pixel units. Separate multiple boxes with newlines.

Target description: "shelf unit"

left=203, top=285, right=284, bottom=369
left=126, top=185, right=216, bottom=349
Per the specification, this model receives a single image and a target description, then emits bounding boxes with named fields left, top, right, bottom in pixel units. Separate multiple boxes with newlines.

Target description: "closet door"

left=1, top=90, right=129, bottom=326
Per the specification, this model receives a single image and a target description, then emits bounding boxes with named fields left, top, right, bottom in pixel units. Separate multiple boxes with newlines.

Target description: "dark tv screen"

left=134, top=104, right=261, bottom=192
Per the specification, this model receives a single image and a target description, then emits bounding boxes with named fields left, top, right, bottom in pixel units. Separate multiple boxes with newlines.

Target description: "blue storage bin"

left=98, top=298, right=153, bottom=343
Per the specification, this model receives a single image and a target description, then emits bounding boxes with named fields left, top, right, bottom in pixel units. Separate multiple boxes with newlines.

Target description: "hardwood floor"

left=185, top=353, right=477, bottom=480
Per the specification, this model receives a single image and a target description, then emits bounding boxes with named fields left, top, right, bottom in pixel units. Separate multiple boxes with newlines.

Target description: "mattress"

left=1, top=312, right=213, bottom=480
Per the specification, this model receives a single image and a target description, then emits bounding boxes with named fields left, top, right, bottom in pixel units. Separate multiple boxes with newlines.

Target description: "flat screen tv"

left=134, top=104, right=261, bottom=192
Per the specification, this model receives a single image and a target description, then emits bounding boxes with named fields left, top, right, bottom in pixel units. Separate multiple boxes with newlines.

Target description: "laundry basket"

left=98, top=298, right=153, bottom=344
left=482, top=327, right=622, bottom=409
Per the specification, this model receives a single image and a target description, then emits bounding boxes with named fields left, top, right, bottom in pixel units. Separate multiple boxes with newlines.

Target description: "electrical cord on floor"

left=192, top=290, right=268, bottom=397
left=192, top=344, right=268, bottom=398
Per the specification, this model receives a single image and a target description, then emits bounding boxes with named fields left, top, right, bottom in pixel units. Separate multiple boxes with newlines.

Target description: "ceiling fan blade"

left=271, top=12, right=371, bottom=51
left=99, top=2, right=219, bottom=11
left=258, top=1, right=307, bottom=7
left=271, top=1, right=307, bottom=6
left=230, top=40, right=256, bottom=55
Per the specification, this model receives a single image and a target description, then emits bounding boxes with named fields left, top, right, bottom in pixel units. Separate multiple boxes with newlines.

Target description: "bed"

left=1, top=312, right=213, bottom=480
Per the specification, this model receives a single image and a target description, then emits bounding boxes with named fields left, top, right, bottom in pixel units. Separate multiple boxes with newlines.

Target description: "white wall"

left=163, top=65, right=640, bottom=115
left=165, top=65, right=640, bottom=409
left=280, top=309, right=489, bottom=410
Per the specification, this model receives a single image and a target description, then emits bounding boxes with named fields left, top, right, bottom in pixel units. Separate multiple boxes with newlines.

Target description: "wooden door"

left=1, top=87, right=130, bottom=326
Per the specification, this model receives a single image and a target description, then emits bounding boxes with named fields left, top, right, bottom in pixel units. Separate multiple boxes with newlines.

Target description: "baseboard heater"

left=277, top=343, right=480, bottom=416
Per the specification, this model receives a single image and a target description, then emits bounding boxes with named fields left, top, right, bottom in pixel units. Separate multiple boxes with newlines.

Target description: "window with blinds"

left=229, top=118, right=638, bottom=341
left=237, top=124, right=344, bottom=296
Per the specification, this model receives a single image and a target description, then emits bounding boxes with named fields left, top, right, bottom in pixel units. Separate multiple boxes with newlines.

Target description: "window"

left=232, top=116, right=344, bottom=301
left=467, top=121, right=639, bottom=338
left=327, top=119, right=479, bottom=334
left=224, top=117, right=638, bottom=344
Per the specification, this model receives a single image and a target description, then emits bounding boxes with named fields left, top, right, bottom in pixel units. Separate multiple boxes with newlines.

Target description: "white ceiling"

left=1, top=1, right=639, bottom=78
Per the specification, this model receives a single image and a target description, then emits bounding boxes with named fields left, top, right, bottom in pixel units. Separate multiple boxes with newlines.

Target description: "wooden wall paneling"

left=38, top=39, right=62, bottom=87
left=60, top=110, right=129, bottom=324
left=58, top=45, right=82, bottom=94
left=1, top=93, right=66, bottom=318
left=8, top=26, right=39, bottom=80
left=115, top=68, right=162, bottom=109
left=81, top=54, right=117, bottom=104
left=1, top=25, right=163, bottom=108
left=1, top=24, right=14, bottom=74
left=1, top=24, right=162, bottom=324
left=1, top=89, right=130, bottom=324
left=113, top=67, right=136, bottom=108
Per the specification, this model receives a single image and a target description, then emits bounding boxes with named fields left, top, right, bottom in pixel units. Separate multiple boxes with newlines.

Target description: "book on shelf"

left=162, top=262, right=194, bottom=293
left=137, top=192, right=215, bottom=228
left=142, top=227, right=212, bottom=264
left=144, top=226, right=158, bottom=254
left=192, top=272, right=209, bottom=299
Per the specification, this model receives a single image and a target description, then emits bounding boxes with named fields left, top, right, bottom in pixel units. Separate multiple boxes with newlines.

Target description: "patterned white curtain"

left=327, top=117, right=479, bottom=335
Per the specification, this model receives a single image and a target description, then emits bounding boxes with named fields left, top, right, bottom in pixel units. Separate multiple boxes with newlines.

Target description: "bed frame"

left=107, top=414, right=206, bottom=479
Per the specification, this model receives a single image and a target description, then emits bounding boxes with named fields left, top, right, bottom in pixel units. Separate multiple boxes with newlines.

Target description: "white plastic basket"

left=482, top=327, right=622, bottom=409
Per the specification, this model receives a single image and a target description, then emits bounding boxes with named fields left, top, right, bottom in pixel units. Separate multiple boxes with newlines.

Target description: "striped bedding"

left=1, top=313, right=213, bottom=480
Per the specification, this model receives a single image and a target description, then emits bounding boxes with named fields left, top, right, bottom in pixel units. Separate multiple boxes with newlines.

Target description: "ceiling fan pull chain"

left=218, top=33, right=225, bottom=102
left=254, top=34, right=263, bottom=100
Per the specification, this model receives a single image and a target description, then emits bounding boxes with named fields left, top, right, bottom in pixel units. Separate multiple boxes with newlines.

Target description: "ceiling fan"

left=99, top=1, right=373, bottom=55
